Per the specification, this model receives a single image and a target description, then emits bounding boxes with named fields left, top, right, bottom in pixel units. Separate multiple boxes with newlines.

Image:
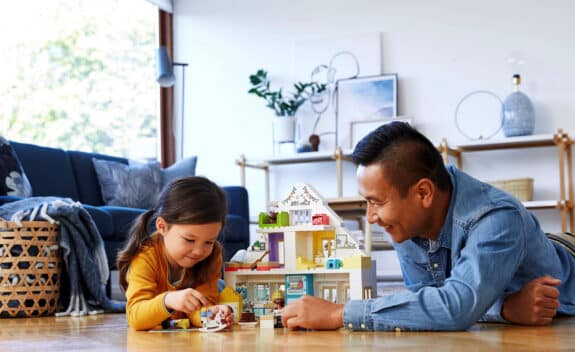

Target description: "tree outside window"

left=0, top=0, right=158, bottom=161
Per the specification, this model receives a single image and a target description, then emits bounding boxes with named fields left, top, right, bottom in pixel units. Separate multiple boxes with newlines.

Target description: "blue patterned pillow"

left=92, top=156, right=198, bottom=209
left=92, top=158, right=162, bottom=209
left=0, top=136, right=33, bottom=197
left=161, top=156, right=197, bottom=189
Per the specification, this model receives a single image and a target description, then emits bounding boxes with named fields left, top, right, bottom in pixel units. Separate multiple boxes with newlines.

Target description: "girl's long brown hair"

left=116, top=176, right=227, bottom=291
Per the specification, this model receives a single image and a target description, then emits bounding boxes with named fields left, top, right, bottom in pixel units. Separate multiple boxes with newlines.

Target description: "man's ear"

left=413, top=178, right=434, bottom=208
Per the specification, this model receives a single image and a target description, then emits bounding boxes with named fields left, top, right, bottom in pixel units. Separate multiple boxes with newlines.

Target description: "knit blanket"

left=0, top=197, right=125, bottom=316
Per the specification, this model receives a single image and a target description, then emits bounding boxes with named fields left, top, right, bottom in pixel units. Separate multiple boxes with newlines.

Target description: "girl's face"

left=156, top=217, right=222, bottom=272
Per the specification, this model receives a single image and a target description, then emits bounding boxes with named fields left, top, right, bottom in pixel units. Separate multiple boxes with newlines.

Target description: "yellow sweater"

left=125, top=233, right=222, bottom=330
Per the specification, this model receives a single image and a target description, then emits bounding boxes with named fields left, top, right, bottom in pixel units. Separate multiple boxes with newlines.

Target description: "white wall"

left=172, top=0, right=575, bottom=239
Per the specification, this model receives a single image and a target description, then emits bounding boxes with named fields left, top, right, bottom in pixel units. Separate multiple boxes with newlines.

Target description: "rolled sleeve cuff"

left=343, top=299, right=374, bottom=331
left=480, top=296, right=509, bottom=323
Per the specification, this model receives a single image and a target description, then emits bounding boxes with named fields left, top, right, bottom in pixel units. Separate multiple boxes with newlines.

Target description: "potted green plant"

left=248, top=69, right=325, bottom=144
left=248, top=69, right=325, bottom=117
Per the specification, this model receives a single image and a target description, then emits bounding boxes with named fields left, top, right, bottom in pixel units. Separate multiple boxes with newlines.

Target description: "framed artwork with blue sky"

left=336, top=74, right=398, bottom=148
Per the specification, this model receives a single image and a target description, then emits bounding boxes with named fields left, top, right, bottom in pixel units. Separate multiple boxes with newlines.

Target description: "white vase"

left=273, top=116, right=296, bottom=143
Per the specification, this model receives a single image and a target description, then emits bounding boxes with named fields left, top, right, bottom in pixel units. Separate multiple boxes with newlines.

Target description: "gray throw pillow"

left=92, top=156, right=197, bottom=209
left=0, top=136, right=33, bottom=197
left=161, top=156, right=198, bottom=189
left=92, top=158, right=162, bottom=209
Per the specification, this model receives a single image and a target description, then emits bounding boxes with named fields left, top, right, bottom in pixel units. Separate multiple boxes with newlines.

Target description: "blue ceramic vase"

left=502, top=74, right=535, bottom=137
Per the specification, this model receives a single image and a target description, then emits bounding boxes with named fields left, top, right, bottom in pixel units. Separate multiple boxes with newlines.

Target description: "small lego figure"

left=199, top=308, right=227, bottom=333
left=161, top=318, right=191, bottom=330
left=271, top=290, right=285, bottom=328
left=267, top=211, right=278, bottom=224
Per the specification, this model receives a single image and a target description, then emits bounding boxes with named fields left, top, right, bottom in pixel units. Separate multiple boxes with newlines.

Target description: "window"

left=322, top=286, right=338, bottom=303
left=254, top=283, right=270, bottom=303
left=0, top=1, right=158, bottom=160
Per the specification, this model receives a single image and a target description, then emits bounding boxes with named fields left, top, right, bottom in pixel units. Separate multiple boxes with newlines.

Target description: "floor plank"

left=1, top=313, right=574, bottom=351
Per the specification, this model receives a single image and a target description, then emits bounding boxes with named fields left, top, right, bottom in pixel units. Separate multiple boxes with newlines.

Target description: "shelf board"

left=248, top=150, right=354, bottom=165
left=257, top=224, right=335, bottom=233
left=226, top=267, right=359, bottom=275
left=523, top=200, right=564, bottom=209
left=327, top=196, right=367, bottom=217
left=453, top=133, right=557, bottom=152
left=326, top=197, right=563, bottom=212
left=371, top=240, right=394, bottom=251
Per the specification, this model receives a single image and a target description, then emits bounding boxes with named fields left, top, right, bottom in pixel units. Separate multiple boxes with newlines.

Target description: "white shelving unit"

left=237, top=129, right=575, bottom=251
left=438, top=130, right=574, bottom=232
left=236, top=147, right=353, bottom=206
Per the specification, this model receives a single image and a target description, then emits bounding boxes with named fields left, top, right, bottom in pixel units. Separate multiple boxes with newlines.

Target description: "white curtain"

left=145, top=0, right=173, bottom=13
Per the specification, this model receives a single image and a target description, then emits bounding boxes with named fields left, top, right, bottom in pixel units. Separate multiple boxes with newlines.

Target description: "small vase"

left=273, top=116, right=295, bottom=143
left=501, top=74, right=535, bottom=137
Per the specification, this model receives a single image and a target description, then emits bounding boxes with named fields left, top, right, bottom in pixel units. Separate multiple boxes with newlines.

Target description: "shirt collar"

left=435, top=165, right=458, bottom=249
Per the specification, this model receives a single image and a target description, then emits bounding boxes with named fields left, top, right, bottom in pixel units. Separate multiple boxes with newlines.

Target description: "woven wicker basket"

left=487, top=178, right=534, bottom=202
left=0, top=220, right=61, bottom=318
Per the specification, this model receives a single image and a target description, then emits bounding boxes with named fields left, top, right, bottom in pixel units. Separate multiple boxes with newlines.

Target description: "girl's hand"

left=164, top=288, right=209, bottom=314
left=208, top=304, right=235, bottom=328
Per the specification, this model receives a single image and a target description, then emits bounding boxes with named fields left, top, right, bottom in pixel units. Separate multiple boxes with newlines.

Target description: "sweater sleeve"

left=188, top=256, right=222, bottom=327
left=125, top=254, right=172, bottom=331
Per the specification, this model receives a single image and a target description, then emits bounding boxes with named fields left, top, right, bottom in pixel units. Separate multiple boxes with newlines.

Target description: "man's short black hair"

left=351, top=121, right=451, bottom=197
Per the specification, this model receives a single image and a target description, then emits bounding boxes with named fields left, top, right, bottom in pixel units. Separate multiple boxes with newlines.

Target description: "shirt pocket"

left=400, top=257, right=436, bottom=291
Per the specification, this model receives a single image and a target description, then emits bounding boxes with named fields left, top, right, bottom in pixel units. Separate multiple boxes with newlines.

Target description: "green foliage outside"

left=0, top=1, right=157, bottom=159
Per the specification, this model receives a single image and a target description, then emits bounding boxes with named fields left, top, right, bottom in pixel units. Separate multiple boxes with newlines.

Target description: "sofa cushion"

left=92, top=158, right=162, bottom=209
left=83, top=205, right=115, bottom=241
left=0, top=136, right=33, bottom=197
left=10, top=142, right=80, bottom=200
left=99, top=205, right=145, bottom=241
left=224, top=186, right=250, bottom=221
left=84, top=204, right=144, bottom=270
left=68, top=150, right=128, bottom=206
left=161, top=156, right=197, bottom=189
left=219, top=214, right=250, bottom=263
left=91, top=156, right=199, bottom=208
left=104, top=241, right=125, bottom=271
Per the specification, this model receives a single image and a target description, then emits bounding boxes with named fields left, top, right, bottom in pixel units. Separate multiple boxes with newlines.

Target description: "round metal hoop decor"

left=454, top=90, right=503, bottom=140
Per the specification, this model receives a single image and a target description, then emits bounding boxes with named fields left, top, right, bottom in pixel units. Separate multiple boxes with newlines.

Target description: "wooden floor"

left=1, top=313, right=574, bottom=351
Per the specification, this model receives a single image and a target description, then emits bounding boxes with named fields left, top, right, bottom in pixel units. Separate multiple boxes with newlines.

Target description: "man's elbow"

left=439, top=313, right=477, bottom=331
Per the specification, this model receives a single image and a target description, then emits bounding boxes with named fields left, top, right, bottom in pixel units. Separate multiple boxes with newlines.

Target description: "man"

left=281, top=121, right=575, bottom=331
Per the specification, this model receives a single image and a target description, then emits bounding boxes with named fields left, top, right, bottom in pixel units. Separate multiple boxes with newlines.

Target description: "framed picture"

left=336, top=74, right=398, bottom=148
left=350, top=117, right=412, bottom=149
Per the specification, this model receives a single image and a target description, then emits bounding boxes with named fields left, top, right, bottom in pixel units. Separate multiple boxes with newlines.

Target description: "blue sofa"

left=0, top=141, right=250, bottom=276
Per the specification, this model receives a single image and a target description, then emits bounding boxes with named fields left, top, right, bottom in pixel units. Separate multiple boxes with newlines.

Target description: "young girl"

left=117, top=176, right=234, bottom=331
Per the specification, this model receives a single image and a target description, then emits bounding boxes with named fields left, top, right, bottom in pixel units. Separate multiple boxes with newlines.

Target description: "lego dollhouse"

left=224, top=183, right=376, bottom=318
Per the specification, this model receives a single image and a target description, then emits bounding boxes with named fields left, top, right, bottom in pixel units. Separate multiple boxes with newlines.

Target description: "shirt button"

left=360, top=323, right=366, bottom=329
left=433, top=263, right=439, bottom=268
left=348, top=323, right=353, bottom=329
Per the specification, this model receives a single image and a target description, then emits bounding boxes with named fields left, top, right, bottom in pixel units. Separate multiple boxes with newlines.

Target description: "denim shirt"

left=343, top=165, right=575, bottom=331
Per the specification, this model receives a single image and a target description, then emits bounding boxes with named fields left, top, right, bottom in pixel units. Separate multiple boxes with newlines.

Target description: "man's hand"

left=502, top=275, right=561, bottom=325
left=280, top=295, right=344, bottom=330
